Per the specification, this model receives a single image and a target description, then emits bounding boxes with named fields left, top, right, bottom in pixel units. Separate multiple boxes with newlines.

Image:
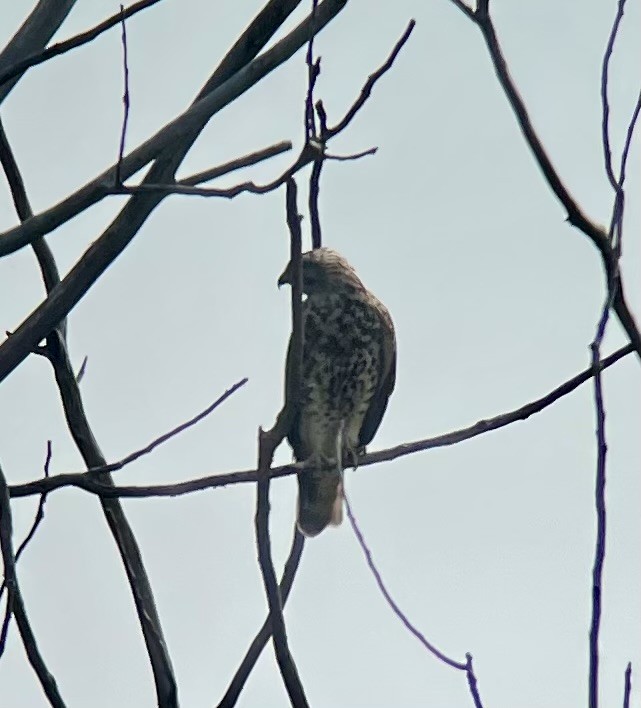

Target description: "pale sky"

left=0, top=1, right=639, bottom=707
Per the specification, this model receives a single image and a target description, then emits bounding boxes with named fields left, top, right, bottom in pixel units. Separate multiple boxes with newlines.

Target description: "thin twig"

left=304, top=0, right=320, bottom=140
left=309, top=158, right=323, bottom=249
left=9, top=343, right=633, bottom=500
left=179, top=141, right=292, bottom=186
left=217, top=529, right=305, bottom=708
left=325, top=20, right=415, bottom=138
left=344, top=494, right=465, bottom=669
left=600, top=0, right=627, bottom=193
left=325, top=147, right=378, bottom=161
left=116, top=4, right=131, bottom=186
left=0, top=0, right=165, bottom=90
left=345, top=494, right=484, bottom=707
left=83, top=378, right=248, bottom=477
left=0, top=442, right=52, bottom=605
left=623, top=662, right=632, bottom=708
left=254, top=178, right=308, bottom=707
left=0, top=464, right=65, bottom=706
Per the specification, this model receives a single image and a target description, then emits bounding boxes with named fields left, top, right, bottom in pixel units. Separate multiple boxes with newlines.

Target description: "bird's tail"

left=296, top=468, right=343, bottom=537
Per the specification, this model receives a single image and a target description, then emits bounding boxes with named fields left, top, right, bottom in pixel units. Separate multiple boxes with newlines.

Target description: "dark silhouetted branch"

left=0, top=0, right=346, bottom=261
left=217, top=529, right=305, bottom=708
left=0, top=0, right=76, bottom=106
left=344, top=494, right=484, bottom=706
left=0, top=115, right=177, bottom=707
left=254, top=178, right=308, bottom=707
left=84, top=378, right=248, bottom=477
left=623, top=663, right=632, bottom=708
left=0, top=441, right=52, bottom=605
left=0, top=0, right=350, bottom=402
left=179, top=141, right=292, bottom=186
left=446, top=1, right=641, bottom=361
left=116, top=5, right=131, bottom=185
left=324, top=20, right=415, bottom=139
left=9, top=343, right=633, bottom=500
left=0, top=464, right=65, bottom=707
left=0, top=1, right=164, bottom=91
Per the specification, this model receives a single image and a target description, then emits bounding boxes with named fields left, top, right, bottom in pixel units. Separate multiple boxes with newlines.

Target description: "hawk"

left=278, top=248, right=396, bottom=537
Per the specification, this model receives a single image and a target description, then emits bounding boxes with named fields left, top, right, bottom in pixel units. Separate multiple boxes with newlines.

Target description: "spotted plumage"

left=278, top=248, right=396, bottom=537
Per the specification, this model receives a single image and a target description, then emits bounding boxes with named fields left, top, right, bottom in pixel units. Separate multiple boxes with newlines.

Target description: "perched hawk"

left=278, top=248, right=396, bottom=537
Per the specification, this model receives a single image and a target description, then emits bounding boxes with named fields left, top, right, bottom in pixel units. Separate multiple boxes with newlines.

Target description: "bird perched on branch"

left=278, top=247, right=396, bottom=537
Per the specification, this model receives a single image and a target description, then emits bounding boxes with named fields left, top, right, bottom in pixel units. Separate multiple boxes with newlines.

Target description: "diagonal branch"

left=0, top=0, right=349, bottom=396
left=0, top=0, right=346, bottom=260
left=0, top=0, right=76, bottom=106
left=217, top=529, right=305, bottom=708
left=0, top=1, right=165, bottom=91
left=0, top=463, right=66, bottom=707
left=0, top=118, right=177, bottom=706
left=8, top=343, right=633, bottom=500
left=446, top=1, right=641, bottom=361
left=254, top=178, right=308, bottom=707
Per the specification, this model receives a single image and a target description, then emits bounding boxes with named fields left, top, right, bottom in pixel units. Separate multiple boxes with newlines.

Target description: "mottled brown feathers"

left=279, top=247, right=396, bottom=537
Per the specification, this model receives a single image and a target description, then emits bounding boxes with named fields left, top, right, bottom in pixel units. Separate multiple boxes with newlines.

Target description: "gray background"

left=0, top=1, right=639, bottom=706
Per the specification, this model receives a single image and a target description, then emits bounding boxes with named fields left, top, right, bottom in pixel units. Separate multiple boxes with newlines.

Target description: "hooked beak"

left=277, top=264, right=291, bottom=289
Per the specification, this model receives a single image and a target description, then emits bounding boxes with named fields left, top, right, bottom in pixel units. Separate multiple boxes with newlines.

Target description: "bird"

left=278, top=247, right=396, bottom=537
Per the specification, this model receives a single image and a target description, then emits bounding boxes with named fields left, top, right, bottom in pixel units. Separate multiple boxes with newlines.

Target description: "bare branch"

left=0, top=0, right=350, bottom=395
left=600, top=0, right=627, bottom=193
left=9, top=344, right=633, bottom=501
left=0, top=441, right=52, bottom=606
left=445, top=3, right=641, bottom=360
left=254, top=178, right=308, bottom=707
left=0, top=1, right=165, bottom=92
left=0, top=463, right=66, bottom=706
left=324, top=20, right=415, bottom=139
left=116, top=5, right=131, bottom=186
left=345, top=494, right=466, bottom=669
left=309, top=158, right=323, bottom=249
left=325, top=147, right=377, bottom=161
left=0, top=0, right=76, bottom=106
left=623, top=662, right=632, bottom=708
left=345, top=495, right=485, bottom=706
left=217, top=529, right=305, bottom=708
left=83, top=378, right=248, bottom=477
left=179, top=141, right=292, bottom=186
left=0, top=0, right=347, bottom=260
left=0, top=115, right=177, bottom=705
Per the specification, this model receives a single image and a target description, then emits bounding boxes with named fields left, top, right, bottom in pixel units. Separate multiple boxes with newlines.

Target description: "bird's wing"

left=358, top=298, right=396, bottom=447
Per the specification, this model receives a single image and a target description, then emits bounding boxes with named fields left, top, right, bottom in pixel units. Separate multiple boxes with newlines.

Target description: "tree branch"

left=447, top=2, right=641, bottom=360
left=0, top=0, right=349, bottom=397
left=217, top=529, right=305, bottom=708
left=254, top=178, right=308, bottom=707
left=0, top=463, right=65, bottom=707
left=0, top=0, right=347, bottom=260
left=9, top=344, right=633, bottom=501
left=0, top=1, right=165, bottom=91
left=0, top=0, right=76, bottom=106
left=0, top=117, right=177, bottom=706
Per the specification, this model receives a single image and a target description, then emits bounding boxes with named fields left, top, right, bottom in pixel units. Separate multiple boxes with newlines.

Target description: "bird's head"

left=277, top=247, right=364, bottom=296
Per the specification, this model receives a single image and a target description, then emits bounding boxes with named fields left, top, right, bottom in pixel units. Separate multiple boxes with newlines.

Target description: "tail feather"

left=296, top=468, right=343, bottom=537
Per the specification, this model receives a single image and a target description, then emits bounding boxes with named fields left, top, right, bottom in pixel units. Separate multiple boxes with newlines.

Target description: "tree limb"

left=254, top=178, right=308, bottom=707
left=9, top=340, right=633, bottom=504
left=0, top=463, right=66, bottom=707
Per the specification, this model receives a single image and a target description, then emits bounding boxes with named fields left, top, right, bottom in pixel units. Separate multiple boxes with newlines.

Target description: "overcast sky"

left=0, top=1, right=639, bottom=707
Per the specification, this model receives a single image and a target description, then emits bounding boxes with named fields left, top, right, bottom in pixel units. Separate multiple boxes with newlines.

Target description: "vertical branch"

left=217, top=529, right=305, bottom=708
left=0, top=117, right=177, bottom=706
left=0, top=464, right=66, bottom=707
left=254, top=178, right=308, bottom=707
left=116, top=4, right=130, bottom=185
left=622, top=663, right=632, bottom=708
